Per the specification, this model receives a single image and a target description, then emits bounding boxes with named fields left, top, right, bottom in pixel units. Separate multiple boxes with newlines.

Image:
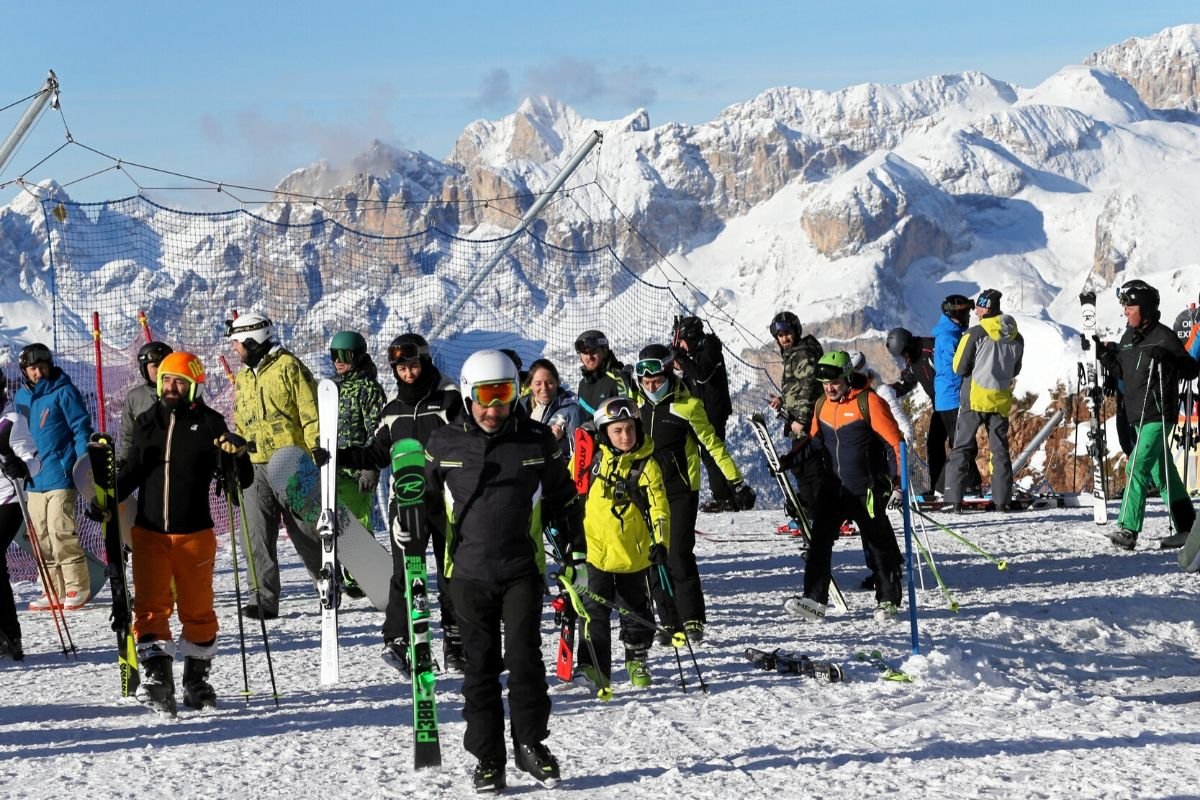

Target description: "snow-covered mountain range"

left=2, top=24, right=1200, bottom=403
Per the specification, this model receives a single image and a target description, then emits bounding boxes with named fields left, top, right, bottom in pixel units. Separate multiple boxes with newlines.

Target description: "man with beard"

left=95, top=352, right=253, bottom=713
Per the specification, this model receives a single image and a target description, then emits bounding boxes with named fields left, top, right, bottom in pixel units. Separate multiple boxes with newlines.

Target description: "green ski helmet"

left=814, top=350, right=853, bottom=383
left=329, top=330, right=368, bottom=366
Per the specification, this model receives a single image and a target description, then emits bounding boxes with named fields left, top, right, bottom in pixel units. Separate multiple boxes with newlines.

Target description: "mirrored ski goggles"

left=600, top=398, right=640, bottom=422
left=387, top=342, right=428, bottom=364
left=470, top=380, right=518, bottom=407
left=769, top=320, right=796, bottom=336
left=814, top=363, right=849, bottom=383
left=634, top=358, right=670, bottom=377
left=224, top=318, right=270, bottom=337
left=574, top=335, right=608, bottom=354
left=330, top=348, right=357, bottom=364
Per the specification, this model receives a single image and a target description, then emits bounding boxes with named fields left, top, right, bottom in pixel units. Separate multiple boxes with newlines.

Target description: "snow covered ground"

left=3, top=501, right=1199, bottom=799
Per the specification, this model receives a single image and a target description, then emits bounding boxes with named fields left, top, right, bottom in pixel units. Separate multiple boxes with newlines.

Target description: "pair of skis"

left=1079, top=291, right=1110, bottom=525
left=316, top=380, right=440, bottom=769
left=747, top=413, right=848, bottom=611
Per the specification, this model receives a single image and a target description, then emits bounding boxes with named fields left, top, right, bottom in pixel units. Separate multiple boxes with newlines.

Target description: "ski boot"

left=683, top=619, right=705, bottom=643
left=1108, top=527, right=1138, bottom=551
left=472, top=759, right=506, bottom=793
left=381, top=639, right=412, bottom=679
left=442, top=624, right=466, bottom=672
left=182, top=656, right=218, bottom=710
left=136, top=643, right=178, bottom=717
left=0, top=633, right=22, bottom=662
left=514, top=740, right=560, bottom=788
left=342, top=568, right=366, bottom=599
left=873, top=601, right=900, bottom=623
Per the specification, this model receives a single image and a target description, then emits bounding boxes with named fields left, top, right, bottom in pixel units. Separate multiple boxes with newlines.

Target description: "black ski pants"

left=651, top=490, right=703, bottom=627
left=926, top=410, right=949, bottom=495
left=450, top=573, right=550, bottom=763
left=803, top=481, right=902, bottom=606
left=382, top=518, right=455, bottom=644
left=578, top=567, right=654, bottom=679
left=0, top=504, right=22, bottom=645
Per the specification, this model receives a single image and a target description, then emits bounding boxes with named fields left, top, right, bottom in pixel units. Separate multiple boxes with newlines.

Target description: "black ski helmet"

left=941, top=294, right=972, bottom=325
left=675, top=316, right=705, bottom=346
left=1117, top=279, right=1160, bottom=318
left=388, top=333, right=431, bottom=366
left=885, top=327, right=915, bottom=358
left=137, top=341, right=173, bottom=384
left=18, top=343, right=53, bottom=370
left=769, top=311, right=801, bottom=337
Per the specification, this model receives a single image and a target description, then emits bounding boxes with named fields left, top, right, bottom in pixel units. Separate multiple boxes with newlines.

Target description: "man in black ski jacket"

left=424, top=349, right=585, bottom=792
left=1097, top=280, right=1199, bottom=550
left=106, top=352, right=253, bottom=712
left=573, top=329, right=634, bottom=418
left=672, top=316, right=737, bottom=512
left=885, top=327, right=945, bottom=496
left=334, top=333, right=465, bottom=674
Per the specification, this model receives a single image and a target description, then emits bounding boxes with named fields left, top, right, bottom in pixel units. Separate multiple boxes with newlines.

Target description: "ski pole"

left=10, top=479, right=76, bottom=658
left=232, top=474, right=280, bottom=707
left=222, top=454, right=252, bottom=702
left=1157, top=362, right=1180, bottom=529
left=650, top=564, right=708, bottom=693
left=905, top=485, right=928, bottom=591
left=908, top=505, right=1009, bottom=570
left=1118, top=357, right=1157, bottom=524
left=642, top=571, right=688, bottom=693
left=900, top=442, right=920, bottom=654
left=911, top=532, right=959, bottom=612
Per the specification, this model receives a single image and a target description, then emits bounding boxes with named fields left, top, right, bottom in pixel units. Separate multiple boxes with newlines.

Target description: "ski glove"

left=389, top=507, right=413, bottom=546
left=886, top=487, right=904, bottom=511
left=560, top=552, right=589, bottom=594
left=0, top=455, right=29, bottom=481
left=357, top=469, right=379, bottom=494
left=84, top=499, right=111, bottom=523
left=214, top=432, right=249, bottom=456
left=648, top=543, right=668, bottom=566
left=311, top=447, right=331, bottom=467
left=731, top=481, right=756, bottom=511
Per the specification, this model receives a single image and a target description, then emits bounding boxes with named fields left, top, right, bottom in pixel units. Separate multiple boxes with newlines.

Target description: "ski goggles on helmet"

left=769, top=320, right=796, bottom=336
left=634, top=357, right=670, bottom=377
left=330, top=348, right=357, bottom=364
left=470, top=380, right=518, bottom=407
left=574, top=334, right=608, bottom=354
left=224, top=318, right=270, bottom=338
left=387, top=342, right=428, bottom=365
left=814, top=362, right=850, bottom=383
left=597, top=397, right=639, bottom=426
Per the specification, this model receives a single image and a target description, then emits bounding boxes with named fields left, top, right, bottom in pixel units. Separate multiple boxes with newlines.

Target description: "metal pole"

left=1011, top=408, right=1065, bottom=476
left=428, top=130, right=603, bottom=341
left=0, top=70, right=59, bottom=178
left=901, top=442, right=920, bottom=654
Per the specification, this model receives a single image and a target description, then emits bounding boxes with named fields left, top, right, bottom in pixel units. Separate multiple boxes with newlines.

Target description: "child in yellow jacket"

left=574, top=397, right=670, bottom=688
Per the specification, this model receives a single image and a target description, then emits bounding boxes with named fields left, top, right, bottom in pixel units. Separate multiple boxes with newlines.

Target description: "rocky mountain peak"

left=1085, top=24, right=1200, bottom=112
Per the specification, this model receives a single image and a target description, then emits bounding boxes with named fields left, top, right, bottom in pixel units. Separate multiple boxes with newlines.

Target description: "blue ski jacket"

left=932, top=313, right=968, bottom=412
left=14, top=368, right=93, bottom=492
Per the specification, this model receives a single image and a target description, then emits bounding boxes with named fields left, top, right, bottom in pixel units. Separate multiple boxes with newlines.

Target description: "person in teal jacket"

left=12, top=343, right=94, bottom=611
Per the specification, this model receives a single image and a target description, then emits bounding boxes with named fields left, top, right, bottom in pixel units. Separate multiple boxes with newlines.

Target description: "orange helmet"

left=156, top=351, right=206, bottom=401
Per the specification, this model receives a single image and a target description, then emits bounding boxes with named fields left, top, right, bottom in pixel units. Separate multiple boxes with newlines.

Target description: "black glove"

left=731, top=481, right=756, bottom=511
left=84, top=499, right=110, bottom=523
left=648, top=542, right=668, bottom=566
left=0, top=455, right=29, bottom=481
left=357, top=469, right=379, bottom=494
left=214, top=431, right=249, bottom=456
left=311, top=447, right=331, bottom=467
left=1102, top=373, right=1119, bottom=397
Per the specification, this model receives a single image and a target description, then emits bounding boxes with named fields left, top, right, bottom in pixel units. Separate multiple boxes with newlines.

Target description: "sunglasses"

left=575, top=335, right=608, bottom=354
left=769, top=321, right=795, bottom=336
left=471, top=380, right=517, bottom=407
left=634, top=358, right=670, bottom=377
left=388, top=342, right=428, bottom=365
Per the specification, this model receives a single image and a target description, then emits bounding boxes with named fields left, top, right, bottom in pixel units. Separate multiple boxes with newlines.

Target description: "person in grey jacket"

left=118, top=342, right=172, bottom=466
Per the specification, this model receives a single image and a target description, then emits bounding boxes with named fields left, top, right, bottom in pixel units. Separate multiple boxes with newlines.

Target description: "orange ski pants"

left=131, top=526, right=219, bottom=645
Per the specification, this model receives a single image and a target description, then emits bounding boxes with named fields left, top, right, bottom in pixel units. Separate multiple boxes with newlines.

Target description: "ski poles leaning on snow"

left=1158, top=362, right=1177, bottom=515
left=230, top=463, right=280, bottom=707
left=221, top=454, right=252, bottom=702
left=908, top=506, right=1009, bottom=571
left=900, top=443, right=920, bottom=654
left=9, top=477, right=77, bottom=659
left=642, top=570, right=689, bottom=693
left=909, top=532, right=959, bottom=612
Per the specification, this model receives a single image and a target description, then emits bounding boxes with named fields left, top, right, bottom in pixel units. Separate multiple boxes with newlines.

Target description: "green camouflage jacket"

left=781, top=334, right=824, bottom=439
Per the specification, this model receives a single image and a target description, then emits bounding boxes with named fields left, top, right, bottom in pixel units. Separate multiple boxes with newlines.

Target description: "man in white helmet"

left=225, top=313, right=323, bottom=619
left=424, top=349, right=586, bottom=792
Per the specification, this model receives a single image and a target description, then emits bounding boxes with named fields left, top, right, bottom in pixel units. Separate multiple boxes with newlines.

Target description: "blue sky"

left=0, top=2, right=1194, bottom=206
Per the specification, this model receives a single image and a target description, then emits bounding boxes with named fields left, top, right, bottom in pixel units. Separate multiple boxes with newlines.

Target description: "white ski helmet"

left=847, top=350, right=866, bottom=374
left=225, top=312, right=274, bottom=345
left=460, top=349, right=520, bottom=413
